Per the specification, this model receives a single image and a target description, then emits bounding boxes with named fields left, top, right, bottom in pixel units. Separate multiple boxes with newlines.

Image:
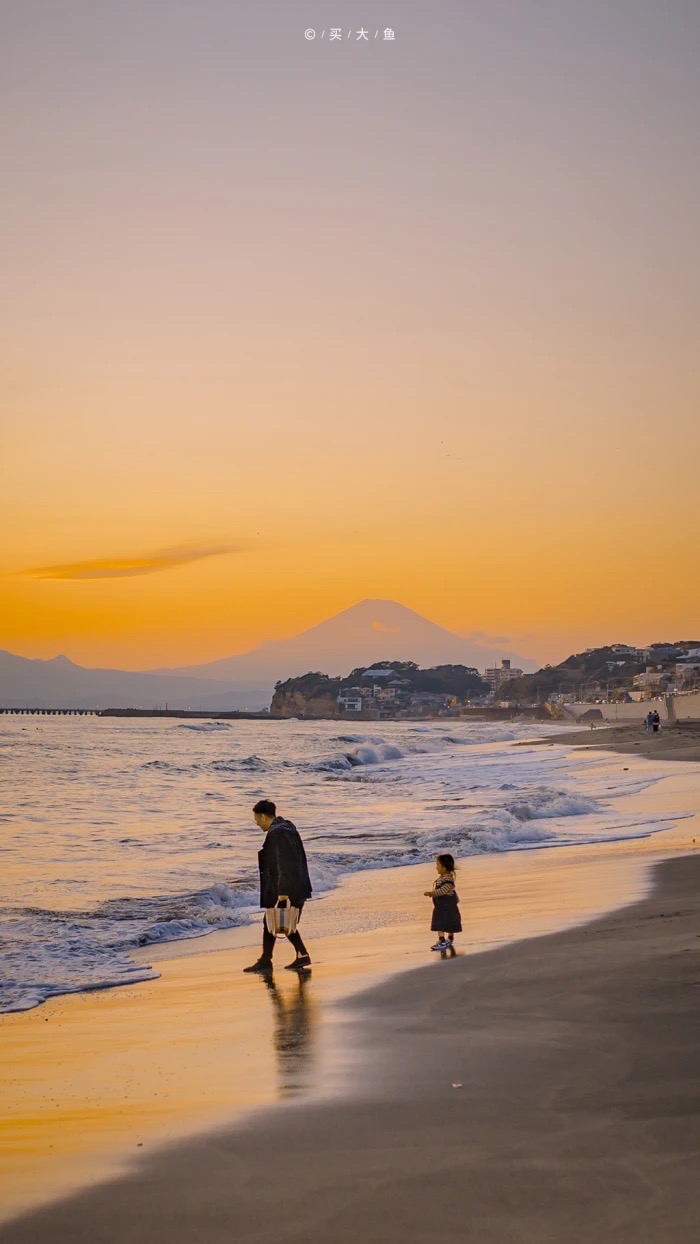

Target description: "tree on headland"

left=274, top=672, right=341, bottom=697
left=345, top=660, right=418, bottom=681
left=272, top=661, right=489, bottom=710
left=344, top=661, right=487, bottom=698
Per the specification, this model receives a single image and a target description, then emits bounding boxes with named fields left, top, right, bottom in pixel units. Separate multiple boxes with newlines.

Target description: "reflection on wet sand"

left=261, top=973, right=315, bottom=1097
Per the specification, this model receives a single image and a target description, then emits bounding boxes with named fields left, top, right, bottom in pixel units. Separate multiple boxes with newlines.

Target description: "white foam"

left=1, top=716, right=685, bottom=1013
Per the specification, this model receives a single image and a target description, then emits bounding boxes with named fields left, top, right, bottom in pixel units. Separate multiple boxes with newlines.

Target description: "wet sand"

left=0, top=836, right=658, bottom=1225
left=531, top=719, right=700, bottom=763
left=1, top=751, right=699, bottom=1238
left=2, top=848, right=699, bottom=1243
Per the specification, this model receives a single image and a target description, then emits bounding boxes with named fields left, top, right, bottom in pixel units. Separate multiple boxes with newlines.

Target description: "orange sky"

left=2, top=1, right=699, bottom=671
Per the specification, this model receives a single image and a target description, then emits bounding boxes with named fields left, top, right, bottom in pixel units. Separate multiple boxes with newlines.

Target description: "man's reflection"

left=261, top=972, right=315, bottom=1097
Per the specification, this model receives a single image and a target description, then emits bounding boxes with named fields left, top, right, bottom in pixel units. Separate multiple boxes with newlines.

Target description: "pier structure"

left=0, top=707, right=98, bottom=715
left=0, top=707, right=270, bottom=719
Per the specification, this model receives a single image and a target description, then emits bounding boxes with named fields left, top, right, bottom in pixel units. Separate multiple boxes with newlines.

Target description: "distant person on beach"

left=243, top=799, right=313, bottom=975
left=644, top=711, right=654, bottom=733
left=424, top=853, right=462, bottom=953
left=652, top=710, right=661, bottom=733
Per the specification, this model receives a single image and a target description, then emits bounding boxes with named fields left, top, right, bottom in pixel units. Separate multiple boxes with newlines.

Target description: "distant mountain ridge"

left=155, top=599, right=530, bottom=680
left=0, top=649, right=272, bottom=711
left=0, top=599, right=534, bottom=709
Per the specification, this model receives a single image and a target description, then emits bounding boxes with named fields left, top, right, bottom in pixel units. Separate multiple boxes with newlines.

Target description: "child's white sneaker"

left=431, top=939, right=449, bottom=951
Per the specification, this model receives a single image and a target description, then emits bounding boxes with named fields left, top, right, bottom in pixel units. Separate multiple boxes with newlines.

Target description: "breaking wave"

left=1, top=716, right=684, bottom=1013
left=313, top=741, right=405, bottom=772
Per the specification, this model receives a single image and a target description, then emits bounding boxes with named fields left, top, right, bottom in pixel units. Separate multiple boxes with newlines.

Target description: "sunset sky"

left=2, top=0, right=699, bottom=671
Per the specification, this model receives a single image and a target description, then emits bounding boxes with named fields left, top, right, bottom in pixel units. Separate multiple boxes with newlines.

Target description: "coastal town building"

left=373, top=679, right=411, bottom=700
left=483, top=659, right=523, bottom=692
left=676, top=661, right=700, bottom=687
left=633, top=667, right=673, bottom=691
left=337, top=679, right=456, bottom=718
left=336, top=688, right=364, bottom=712
left=335, top=668, right=418, bottom=716
left=642, top=644, right=680, bottom=662
left=409, top=692, right=451, bottom=707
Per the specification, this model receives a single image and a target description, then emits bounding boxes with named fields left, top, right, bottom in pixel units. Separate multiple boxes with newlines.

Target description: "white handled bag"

left=265, top=895, right=300, bottom=937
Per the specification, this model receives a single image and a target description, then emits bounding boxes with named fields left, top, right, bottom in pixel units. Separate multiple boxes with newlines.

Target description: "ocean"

left=0, top=716, right=681, bottom=1013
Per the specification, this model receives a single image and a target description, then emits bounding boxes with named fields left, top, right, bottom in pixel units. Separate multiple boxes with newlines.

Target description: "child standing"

left=424, top=853, right=462, bottom=952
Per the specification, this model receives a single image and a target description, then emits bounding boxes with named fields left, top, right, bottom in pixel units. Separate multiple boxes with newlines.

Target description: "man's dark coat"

left=258, top=816, right=313, bottom=909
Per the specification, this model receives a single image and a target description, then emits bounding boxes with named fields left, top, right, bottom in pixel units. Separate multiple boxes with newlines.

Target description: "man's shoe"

left=243, top=959, right=273, bottom=974
left=431, top=939, right=450, bottom=952
left=284, top=955, right=312, bottom=972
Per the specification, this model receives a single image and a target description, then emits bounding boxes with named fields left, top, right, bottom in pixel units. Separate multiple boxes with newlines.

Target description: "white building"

left=483, top=659, right=523, bottom=692
left=337, top=688, right=364, bottom=712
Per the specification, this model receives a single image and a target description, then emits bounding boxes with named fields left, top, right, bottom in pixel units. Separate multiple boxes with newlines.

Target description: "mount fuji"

left=161, top=599, right=531, bottom=681
left=0, top=600, right=533, bottom=709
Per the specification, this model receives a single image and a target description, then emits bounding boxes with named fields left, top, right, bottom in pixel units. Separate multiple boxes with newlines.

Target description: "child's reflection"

left=260, top=972, right=315, bottom=1097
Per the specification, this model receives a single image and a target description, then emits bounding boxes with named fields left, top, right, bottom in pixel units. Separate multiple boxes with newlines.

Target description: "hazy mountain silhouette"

left=0, top=650, right=270, bottom=711
left=157, top=599, right=533, bottom=680
left=0, top=600, right=533, bottom=709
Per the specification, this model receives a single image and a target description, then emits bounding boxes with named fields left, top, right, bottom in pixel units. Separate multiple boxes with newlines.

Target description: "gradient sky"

left=2, top=0, right=699, bottom=670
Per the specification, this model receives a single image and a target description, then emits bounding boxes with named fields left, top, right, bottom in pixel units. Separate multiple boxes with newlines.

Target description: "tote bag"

left=265, top=895, right=300, bottom=937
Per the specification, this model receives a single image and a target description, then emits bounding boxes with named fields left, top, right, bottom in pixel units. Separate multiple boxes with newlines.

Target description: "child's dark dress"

left=430, top=872, right=462, bottom=934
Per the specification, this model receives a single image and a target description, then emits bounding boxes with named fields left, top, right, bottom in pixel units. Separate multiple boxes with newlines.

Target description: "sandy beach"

left=2, top=846, right=699, bottom=1242
left=1, top=739, right=699, bottom=1240
left=531, top=719, right=700, bottom=763
left=0, top=833, right=658, bottom=1224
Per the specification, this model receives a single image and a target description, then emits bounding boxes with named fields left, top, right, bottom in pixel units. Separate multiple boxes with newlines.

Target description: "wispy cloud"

left=20, top=542, right=244, bottom=581
left=464, top=630, right=512, bottom=645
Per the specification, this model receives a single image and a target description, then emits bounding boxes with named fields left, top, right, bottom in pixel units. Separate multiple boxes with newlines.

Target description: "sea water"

left=0, top=716, right=681, bottom=1012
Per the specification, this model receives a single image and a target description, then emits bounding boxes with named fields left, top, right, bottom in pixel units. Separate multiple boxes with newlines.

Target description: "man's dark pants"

left=261, top=902, right=308, bottom=963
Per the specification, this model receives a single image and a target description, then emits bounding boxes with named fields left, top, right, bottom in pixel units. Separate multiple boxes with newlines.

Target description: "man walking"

left=243, top=799, right=313, bottom=974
